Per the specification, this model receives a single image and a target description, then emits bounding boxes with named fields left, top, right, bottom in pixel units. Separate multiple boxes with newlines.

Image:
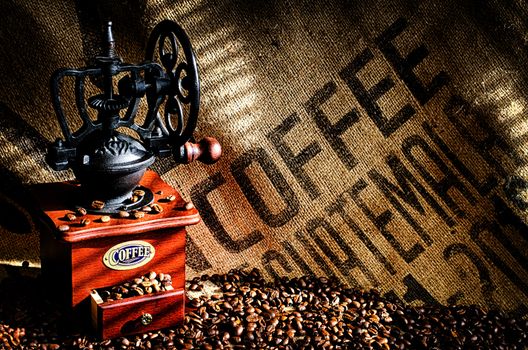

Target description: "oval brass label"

left=103, top=240, right=155, bottom=270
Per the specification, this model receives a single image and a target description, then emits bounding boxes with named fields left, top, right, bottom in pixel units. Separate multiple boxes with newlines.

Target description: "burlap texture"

left=1, top=0, right=527, bottom=316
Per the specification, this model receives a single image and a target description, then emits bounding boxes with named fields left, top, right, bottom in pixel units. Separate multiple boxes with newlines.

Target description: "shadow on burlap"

left=0, top=0, right=527, bottom=317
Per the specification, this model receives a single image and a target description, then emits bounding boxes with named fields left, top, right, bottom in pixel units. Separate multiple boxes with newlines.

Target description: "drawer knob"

left=140, top=313, right=153, bottom=326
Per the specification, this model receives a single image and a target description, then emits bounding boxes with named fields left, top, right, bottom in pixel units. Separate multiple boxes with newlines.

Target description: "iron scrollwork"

left=46, top=20, right=221, bottom=212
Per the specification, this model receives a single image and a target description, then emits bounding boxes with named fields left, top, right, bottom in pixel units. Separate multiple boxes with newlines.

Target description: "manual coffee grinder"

left=31, top=20, right=221, bottom=339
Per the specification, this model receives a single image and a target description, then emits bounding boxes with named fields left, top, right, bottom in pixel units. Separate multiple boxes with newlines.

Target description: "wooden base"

left=31, top=170, right=197, bottom=338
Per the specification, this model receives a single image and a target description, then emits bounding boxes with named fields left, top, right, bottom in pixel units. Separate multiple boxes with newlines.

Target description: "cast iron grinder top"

left=46, top=21, right=221, bottom=213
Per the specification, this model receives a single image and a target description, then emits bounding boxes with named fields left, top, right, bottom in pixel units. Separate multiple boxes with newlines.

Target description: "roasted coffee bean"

left=132, top=211, right=145, bottom=219
left=130, top=195, right=140, bottom=203
left=132, top=287, right=144, bottom=296
left=57, top=224, right=70, bottom=232
left=75, top=207, right=87, bottom=216
left=141, top=281, right=152, bottom=288
left=165, top=195, right=176, bottom=202
left=184, top=201, right=194, bottom=210
left=100, top=215, right=110, bottom=223
left=91, top=200, right=105, bottom=210
left=162, top=280, right=172, bottom=287
left=150, top=203, right=163, bottom=213
left=65, top=213, right=76, bottom=221
left=189, top=283, right=201, bottom=291
left=80, top=218, right=91, bottom=226
left=133, top=189, right=146, bottom=197
left=118, top=210, right=130, bottom=218
left=141, top=205, right=153, bottom=213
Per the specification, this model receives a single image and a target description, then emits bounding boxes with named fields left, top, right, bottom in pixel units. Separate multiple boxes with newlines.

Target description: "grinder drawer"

left=91, top=286, right=185, bottom=339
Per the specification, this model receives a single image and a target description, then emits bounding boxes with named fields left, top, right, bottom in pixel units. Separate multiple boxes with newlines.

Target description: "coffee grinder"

left=31, top=20, right=221, bottom=339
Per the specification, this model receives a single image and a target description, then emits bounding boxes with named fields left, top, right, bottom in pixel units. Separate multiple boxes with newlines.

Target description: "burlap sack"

left=1, top=0, right=527, bottom=316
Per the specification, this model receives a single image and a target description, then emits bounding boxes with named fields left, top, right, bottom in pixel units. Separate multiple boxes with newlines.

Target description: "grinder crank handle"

left=174, top=137, right=222, bottom=164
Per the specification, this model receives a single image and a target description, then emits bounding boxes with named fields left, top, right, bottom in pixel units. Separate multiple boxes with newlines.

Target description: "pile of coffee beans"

left=1, top=269, right=527, bottom=349
left=175, top=269, right=528, bottom=349
left=95, top=272, right=173, bottom=302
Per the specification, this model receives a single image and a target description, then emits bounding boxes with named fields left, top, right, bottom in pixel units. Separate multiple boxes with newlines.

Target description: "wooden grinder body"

left=32, top=171, right=196, bottom=339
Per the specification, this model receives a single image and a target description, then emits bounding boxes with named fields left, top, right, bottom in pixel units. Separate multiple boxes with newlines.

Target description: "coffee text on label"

left=103, top=240, right=155, bottom=270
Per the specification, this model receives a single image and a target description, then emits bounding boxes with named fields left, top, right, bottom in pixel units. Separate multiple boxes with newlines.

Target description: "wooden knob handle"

left=179, top=137, right=222, bottom=164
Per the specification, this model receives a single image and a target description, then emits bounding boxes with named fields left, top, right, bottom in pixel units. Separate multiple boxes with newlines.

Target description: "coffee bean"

left=100, top=215, right=110, bottom=223
left=76, top=207, right=87, bottom=216
left=91, top=200, right=105, bottom=210
left=165, top=195, right=176, bottom=202
left=118, top=210, right=130, bottom=218
left=189, top=283, right=202, bottom=291
left=134, top=189, right=146, bottom=197
left=65, top=213, right=76, bottom=221
left=132, top=211, right=145, bottom=219
left=130, top=195, right=140, bottom=203
left=80, top=218, right=91, bottom=226
left=246, top=314, right=259, bottom=323
left=142, top=206, right=153, bottom=212
left=184, top=202, right=194, bottom=210
left=57, top=224, right=70, bottom=232
left=151, top=203, right=163, bottom=213
left=132, top=286, right=144, bottom=296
